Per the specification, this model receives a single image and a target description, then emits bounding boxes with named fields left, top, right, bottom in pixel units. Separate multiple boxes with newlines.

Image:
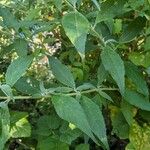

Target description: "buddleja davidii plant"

left=0, top=0, right=150, bottom=149
left=59, top=0, right=150, bottom=149
left=0, top=2, right=111, bottom=149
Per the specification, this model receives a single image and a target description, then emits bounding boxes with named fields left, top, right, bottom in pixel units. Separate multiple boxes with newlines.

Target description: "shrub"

left=0, top=0, right=150, bottom=149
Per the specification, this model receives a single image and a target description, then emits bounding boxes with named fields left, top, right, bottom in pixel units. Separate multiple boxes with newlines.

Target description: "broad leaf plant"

left=0, top=0, right=150, bottom=149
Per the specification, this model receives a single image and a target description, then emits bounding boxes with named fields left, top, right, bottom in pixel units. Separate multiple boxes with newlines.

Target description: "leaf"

left=5, top=55, right=33, bottom=87
left=125, top=62, right=149, bottom=97
left=101, top=46, right=125, bottom=95
left=113, top=19, right=122, bottom=34
left=128, top=51, right=150, bottom=68
left=144, top=36, right=150, bottom=51
left=121, top=101, right=134, bottom=126
left=119, top=17, right=146, bottom=43
left=51, top=95, right=96, bottom=143
left=98, top=90, right=113, bottom=102
left=37, top=137, right=69, bottom=150
left=139, top=110, right=150, bottom=122
left=48, top=57, right=75, bottom=88
left=95, top=0, right=126, bottom=24
left=60, top=128, right=82, bottom=144
left=24, top=8, right=40, bottom=21
left=10, top=116, right=31, bottom=138
left=76, top=144, right=89, bottom=150
left=124, top=89, right=150, bottom=111
left=97, top=63, right=108, bottom=85
left=0, top=102, right=10, bottom=150
left=0, top=84, right=13, bottom=99
left=110, top=106, right=129, bottom=139
left=80, top=96, right=109, bottom=150
left=36, top=115, right=62, bottom=136
left=76, top=83, right=95, bottom=91
left=0, top=7, right=19, bottom=30
left=67, top=0, right=78, bottom=7
left=47, top=87, right=73, bottom=94
left=62, top=11, right=90, bottom=58
left=14, top=77, right=41, bottom=96
left=10, top=111, right=28, bottom=125
left=92, top=0, right=101, bottom=10
left=54, top=0, right=63, bottom=11
left=13, top=38, right=28, bottom=56
left=9, top=111, right=31, bottom=138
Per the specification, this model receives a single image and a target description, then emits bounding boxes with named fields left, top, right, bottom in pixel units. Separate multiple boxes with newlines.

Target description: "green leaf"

left=49, top=57, right=75, bottom=88
left=10, top=115, right=31, bottom=138
left=124, top=89, right=150, bottom=111
left=36, top=115, right=62, bottom=136
left=0, top=84, right=13, bottom=99
left=51, top=95, right=96, bottom=143
left=67, top=0, right=78, bottom=7
left=60, top=128, right=82, bottom=144
left=92, top=0, right=101, bottom=10
left=54, top=0, right=63, bottom=11
left=62, top=11, right=90, bottom=58
left=95, top=0, right=126, bottom=24
left=37, top=137, right=69, bottom=150
left=121, top=101, right=134, bottom=126
left=14, top=77, right=41, bottom=96
left=10, top=111, right=28, bottom=125
left=125, top=62, right=149, bottom=97
left=101, top=46, right=125, bottom=95
left=0, top=102, right=10, bottom=150
left=0, top=7, right=19, bottom=30
left=80, top=96, right=109, bottom=150
left=113, top=19, right=122, bottom=34
left=128, top=51, right=150, bottom=68
left=76, top=83, right=95, bottom=91
left=110, top=106, right=129, bottom=139
left=9, top=111, right=31, bottom=138
left=76, top=144, right=89, bottom=150
left=119, top=17, right=146, bottom=43
left=98, top=90, right=113, bottom=102
left=144, top=36, right=150, bottom=51
left=13, top=39, right=28, bottom=56
left=97, top=63, right=108, bottom=85
left=5, top=55, right=33, bottom=87
left=139, top=110, right=150, bottom=122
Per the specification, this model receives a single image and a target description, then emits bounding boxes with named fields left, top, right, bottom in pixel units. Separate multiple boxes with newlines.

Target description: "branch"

left=0, top=88, right=118, bottom=100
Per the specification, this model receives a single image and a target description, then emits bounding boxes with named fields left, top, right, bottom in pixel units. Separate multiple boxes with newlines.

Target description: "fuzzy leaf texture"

left=62, top=11, right=90, bottom=59
left=101, top=46, right=125, bottom=95
left=48, top=57, right=75, bottom=88
left=5, top=55, right=33, bottom=87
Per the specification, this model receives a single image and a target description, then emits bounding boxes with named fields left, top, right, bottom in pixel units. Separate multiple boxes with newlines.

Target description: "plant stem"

left=0, top=88, right=118, bottom=100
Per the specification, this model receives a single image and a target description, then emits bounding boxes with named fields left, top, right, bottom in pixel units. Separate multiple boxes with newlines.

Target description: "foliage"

left=0, top=0, right=150, bottom=149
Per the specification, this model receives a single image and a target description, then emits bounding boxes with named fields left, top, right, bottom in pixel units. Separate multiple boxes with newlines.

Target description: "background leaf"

left=119, top=17, right=146, bottom=43
left=75, top=144, right=89, bottom=150
left=37, top=137, right=69, bottom=150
